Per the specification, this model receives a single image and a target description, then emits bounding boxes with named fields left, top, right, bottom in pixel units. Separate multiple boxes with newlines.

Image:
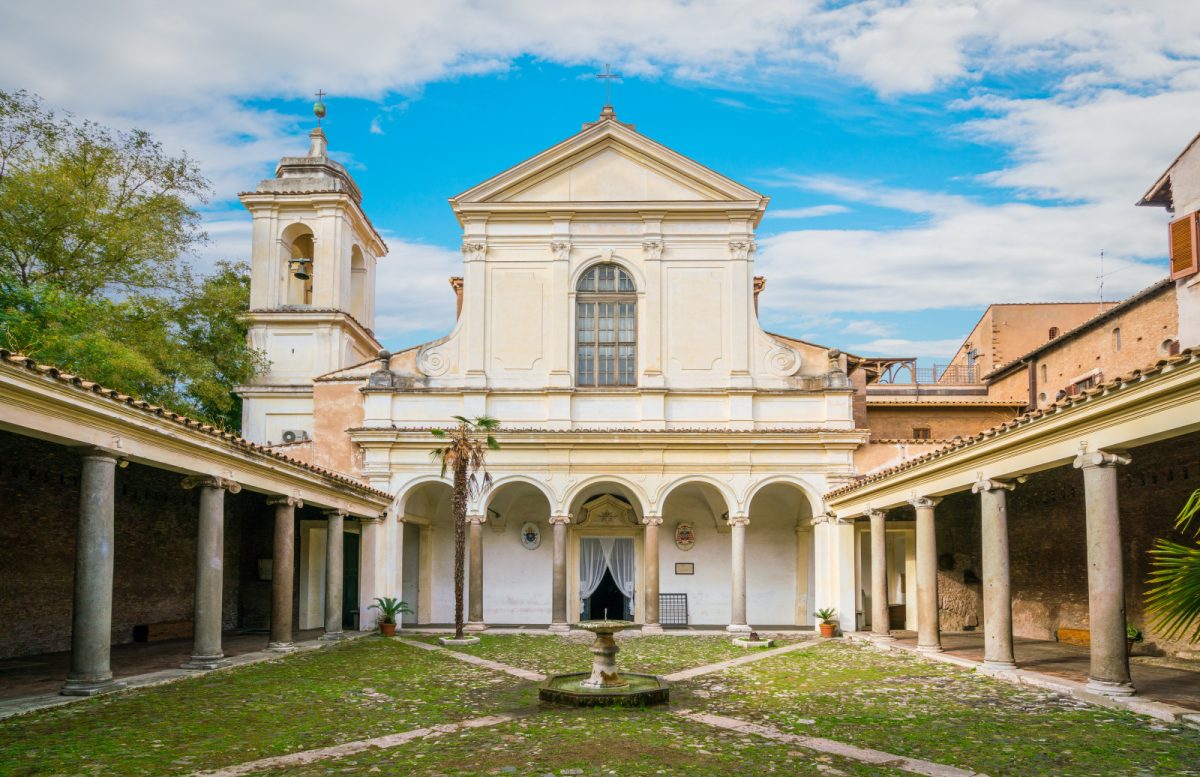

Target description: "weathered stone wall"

left=864, top=405, right=1020, bottom=442
left=933, top=432, right=1200, bottom=659
left=0, top=431, right=270, bottom=659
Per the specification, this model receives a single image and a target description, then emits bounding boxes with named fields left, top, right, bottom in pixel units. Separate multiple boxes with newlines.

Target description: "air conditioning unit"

left=281, top=429, right=310, bottom=444
left=1169, top=211, right=1199, bottom=281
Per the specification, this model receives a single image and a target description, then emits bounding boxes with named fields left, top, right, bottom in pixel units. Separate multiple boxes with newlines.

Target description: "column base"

left=181, top=654, right=226, bottom=671
left=916, top=643, right=944, bottom=654
left=60, top=676, right=123, bottom=697
left=319, top=631, right=345, bottom=642
left=979, top=659, right=1018, bottom=675
left=641, top=623, right=664, bottom=634
left=463, top=622, right=488, bottom=632
left=548, top=622, right=571, bottom=633
left=726, top=624, right=752, bottom=634
left=1086, top=677, right=1136, bottom=697
left=266, top=641, right=296, bottom=653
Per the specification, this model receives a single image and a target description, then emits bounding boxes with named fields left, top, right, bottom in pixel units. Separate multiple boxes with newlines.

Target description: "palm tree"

left=431, top=415, right=500, bottom=639
left=1146, top=489, right=1200, bottom=643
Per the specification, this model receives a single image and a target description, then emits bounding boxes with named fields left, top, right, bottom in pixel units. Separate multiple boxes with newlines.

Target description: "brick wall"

left=864, top=405, right=1021, bottom=441
left=0, top=431, right=274, bottom=659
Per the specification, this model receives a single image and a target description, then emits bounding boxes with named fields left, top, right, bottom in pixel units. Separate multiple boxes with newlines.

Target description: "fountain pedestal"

left=539, top=620, right=670, bottom=707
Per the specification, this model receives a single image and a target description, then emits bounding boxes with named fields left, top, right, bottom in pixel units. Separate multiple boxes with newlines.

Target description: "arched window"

left=1113, top=327, right=1122, bottom=351
left=576, top=263, right=636, bottom=386
left=282, top=226, right=315, bottom=306
left=1048, top=326, right=1060, bottom=340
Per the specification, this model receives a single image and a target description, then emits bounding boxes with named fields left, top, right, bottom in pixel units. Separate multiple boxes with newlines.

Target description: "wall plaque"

left=674, top=522, right=695, bottom=551
left=675, top=562, right=694, bottom=575
left=520, top=522, right=541, bottom=550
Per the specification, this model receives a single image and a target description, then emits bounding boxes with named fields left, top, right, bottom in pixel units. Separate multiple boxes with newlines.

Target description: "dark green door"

left=343, top=532, right=360, bottom=630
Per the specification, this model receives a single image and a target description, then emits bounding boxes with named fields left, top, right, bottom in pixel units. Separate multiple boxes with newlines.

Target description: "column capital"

left=1073, top=450, right=1132, bottom=470
left=466, top=513, right=487, bottom=525
left=972, top=477, right=1015, bottom=494
left=181, top=475, right=241, bottom=494
left=267, top=495, right=303, bottom=508
left=642, top=514, right=664, bottom=526
left=548, top=513, right=572, bottom=525
left=810, top=511, right=848, bottom=526
left=909, top=496, right=942, bottom=509
left=322, top=507, right=349, bottom=519
left=727, top=515, right=750, bottom=528
left=865, top=508, right=886, bottom=520
left=77, top=445, right=123, bottom=463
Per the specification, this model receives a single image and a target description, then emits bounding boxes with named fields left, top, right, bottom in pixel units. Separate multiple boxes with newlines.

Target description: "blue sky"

left=3, top=1, right=1198, bottom=360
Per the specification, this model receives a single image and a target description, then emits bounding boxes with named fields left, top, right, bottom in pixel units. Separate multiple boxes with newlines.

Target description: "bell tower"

left=236, top=95, right=388, bottom=444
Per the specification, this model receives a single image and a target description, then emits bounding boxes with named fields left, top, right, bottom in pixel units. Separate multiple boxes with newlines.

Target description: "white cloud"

left=844, top=336, right=966, bottom=360
left=372, top=238, right=462, bottom=349
left=767, top=204, right=850, bottom=219
left=842, top=320, right=896, bottom=337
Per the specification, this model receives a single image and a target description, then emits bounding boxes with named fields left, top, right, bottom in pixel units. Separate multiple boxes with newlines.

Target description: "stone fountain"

left=539, top=619, right=670, bottom=707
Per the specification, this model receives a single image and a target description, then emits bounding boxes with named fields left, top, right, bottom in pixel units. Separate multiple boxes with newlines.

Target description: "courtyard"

left=1, top=633, right=1198, bottom=776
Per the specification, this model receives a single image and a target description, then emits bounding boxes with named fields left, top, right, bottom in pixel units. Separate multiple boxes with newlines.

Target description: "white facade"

left=325, top=109, right=867, bottom=630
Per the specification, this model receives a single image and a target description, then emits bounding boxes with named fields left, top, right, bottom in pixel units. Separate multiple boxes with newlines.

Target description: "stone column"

left=548, top=514, right=571, bottom=632
left=465, top=514, right=487, bottom=631
left=973, top=478, right=1016, bottom=671
left=62, top=448, right=122, bottom=696
left=868, top=509, right=892, bottom=642
left=727, top=515, right=751, bottom=633
left=322, top=508, right=347, bottom=640
left=911, top=497, right=942, bottom=653
left=1075, top=450, right=1135, bottom=696
left=642, top=515, right=663, bottom=633
left=181, top=476, right=240, bottom=670
left=266, top=496, right=301, bottom=652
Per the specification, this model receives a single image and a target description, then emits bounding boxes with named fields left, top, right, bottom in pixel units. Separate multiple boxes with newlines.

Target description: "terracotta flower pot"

left=819, top=622, right=837, bottom=638
left=380, top=622, right=397, bottom=637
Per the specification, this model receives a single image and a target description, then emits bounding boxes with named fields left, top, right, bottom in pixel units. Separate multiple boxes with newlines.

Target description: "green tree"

left=430, top=416, right=500, bottom=639
left=0, top=90, right=265, bottom=429
left=1146, top=490, right=1200, bottom=643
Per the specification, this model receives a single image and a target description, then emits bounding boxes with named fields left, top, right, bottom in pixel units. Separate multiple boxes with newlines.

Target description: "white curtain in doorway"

left=606, top=538, right=635, bottom=600
left=579, top=538, right=608, bottom=613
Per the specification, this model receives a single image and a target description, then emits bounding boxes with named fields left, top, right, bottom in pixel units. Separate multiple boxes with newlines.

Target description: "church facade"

left=239, top=108, right=867, bottom=631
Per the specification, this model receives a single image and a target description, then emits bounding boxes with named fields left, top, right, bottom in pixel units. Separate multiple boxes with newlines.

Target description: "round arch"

left=741, top=476, right=823, bottom=518
left=395, top=475, right=454, bottom=518
left=563, top=475, right=650, bottom=518
left=655, top=475, right=736, bottom=517
left=483, top=475, right=557, bottom=513
left=569, top=254, right=646, bottom=293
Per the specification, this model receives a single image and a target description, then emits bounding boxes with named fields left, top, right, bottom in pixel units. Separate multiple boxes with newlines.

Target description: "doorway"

left=342, top=531, right=360, bottom=630
left=579, top=537, right=634, bottom=621
left=586, top=569, right=629, bottom=620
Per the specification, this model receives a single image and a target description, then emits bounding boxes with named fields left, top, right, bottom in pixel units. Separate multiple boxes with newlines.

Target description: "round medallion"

left=674, top=522, right=695, bottom=551
left=520, top=521, right=541, bottom=550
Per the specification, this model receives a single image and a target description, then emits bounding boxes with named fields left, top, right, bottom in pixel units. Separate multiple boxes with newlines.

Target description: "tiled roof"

left=825, top=347, right=1200, bottom=500
left=0, top=349, right=390, bottom=500
left=350, top=425, right=864, bottom=435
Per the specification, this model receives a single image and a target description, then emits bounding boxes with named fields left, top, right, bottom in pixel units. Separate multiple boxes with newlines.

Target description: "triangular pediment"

left=452, top=115, right=764, bottom=208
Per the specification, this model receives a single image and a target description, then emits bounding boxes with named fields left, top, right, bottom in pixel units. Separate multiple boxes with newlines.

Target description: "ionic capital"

left=466, top=513, right=487, bottom=525
left=323, top=507, right=349, bottom=519
left=727, top=515, right=750, bottom=528
left=972, top=478, right=1015, bottom=494
left=550, top=240, right=571, bottom=262
left=810, top=511, right=846, bottom=526
left=909, top=496, right=942, bottom=510
left=77, top=445, right=123, bottom=463
left=548, top=513, right=572, bottom=525
left=182, top=475, right=242, bottom=494
left=642, top=514, right=664, bottom=527
left=1073, top=450, right=1132, bottom=470
left=267, top=495, right=304, bottom=508
left=461, top=239, right=487, bottom=262
left=865, top=509, right=886, bottom=521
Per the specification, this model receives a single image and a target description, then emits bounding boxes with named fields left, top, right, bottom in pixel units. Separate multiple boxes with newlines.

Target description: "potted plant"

left=369, top=597, right=412, bottom=637
left=815, top=608, right=838, bottom=638
left=1126, top=623, right=1143, bottom=656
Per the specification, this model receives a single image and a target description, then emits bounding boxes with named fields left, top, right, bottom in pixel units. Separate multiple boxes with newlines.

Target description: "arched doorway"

left=566, top=481, right=647, bottom=624
left=747, top=482, right=816, bottom=626
left=659, top=480, right=734, bottom=627
left=484, top=480, right=553, bottom=624
left=401, top=480, right=452, bottom=624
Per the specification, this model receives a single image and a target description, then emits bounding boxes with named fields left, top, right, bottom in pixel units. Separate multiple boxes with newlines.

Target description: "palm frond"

left=474, top=416, right=500, bottom=430
left=486, top=434, right=500, bottom=450
left=1146, top=537, right=1200, bottom=642
left=430, top=428, right=447, bottom=438
left=451, top=414, right=472, bottom=425
left=1177, top=489, right=1200, bottom=536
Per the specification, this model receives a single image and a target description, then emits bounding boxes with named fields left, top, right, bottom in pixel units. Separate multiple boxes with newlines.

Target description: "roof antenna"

left=1097, top=248, right=1105, bottom=306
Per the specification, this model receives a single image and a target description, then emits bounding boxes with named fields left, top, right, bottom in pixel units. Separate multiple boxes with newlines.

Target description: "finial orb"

left=313, top=101, right=327, bottom=120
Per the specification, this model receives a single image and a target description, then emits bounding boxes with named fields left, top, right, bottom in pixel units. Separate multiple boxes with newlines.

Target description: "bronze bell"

left=291, top=257, right=312, bottom=280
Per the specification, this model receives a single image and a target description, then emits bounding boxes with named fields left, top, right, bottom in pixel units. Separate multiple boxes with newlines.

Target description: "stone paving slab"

left=192, top=712, right=525, bottom=777
left=674, top=709, right=984, bottom=777
left=663, top=637, right=822, bottom=681
left=0, top=631, right=370, bottom=722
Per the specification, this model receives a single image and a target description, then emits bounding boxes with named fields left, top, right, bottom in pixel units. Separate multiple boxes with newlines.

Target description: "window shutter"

left=1169, top=212, right=1199, bottom=280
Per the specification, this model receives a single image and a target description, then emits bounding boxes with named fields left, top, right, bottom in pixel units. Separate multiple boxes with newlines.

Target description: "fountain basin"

left=539, top=672, right=670, bottom=707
